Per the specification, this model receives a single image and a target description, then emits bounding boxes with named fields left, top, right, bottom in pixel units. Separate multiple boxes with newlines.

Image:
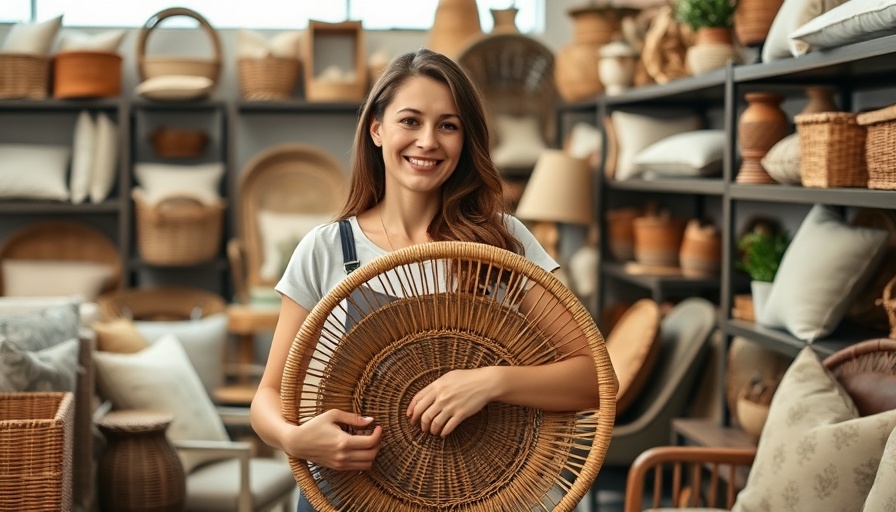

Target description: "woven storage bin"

left=0, top=392, right=74, bottom=511
left=136, top=7, right=222, bottom=84
left=133, top=188, right=225, bottom=266
left=0, top=53, right=50, bottom=99
left=857, top=104, right=896, bottom=190
left=151, top=127, right=209, bottom=159
left=795, top=111, right=867, bottom=188
left=238, top=57, right=300, bottom=100
left=53, top=51, right=122, bottom=98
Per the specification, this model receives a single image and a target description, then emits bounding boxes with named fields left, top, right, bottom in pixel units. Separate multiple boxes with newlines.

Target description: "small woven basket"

left=857, top=104, right=896, bottom=190
left=0, top=53, right=50, bottom=99
left=136, top=7, right=222, bottom=84
left=795, top=111, right=867, bottom=188
left=133, top=188, right=225, bottom=266
left=53, top=51, right=122, bottom=98
left=151, top=126, right=209, bottom=159
left=0, top=392, right=74, bottom=512
left=238, top=56, right=300, bottom=100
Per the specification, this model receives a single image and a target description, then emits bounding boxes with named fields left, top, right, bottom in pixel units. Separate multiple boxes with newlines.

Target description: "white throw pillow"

left=93, top=334, right=230, bottom=473
left=236, top=29, right=302, bottom=59
left=0, top=144, right=71, bottom=201
left=134, top=162, right=224, bottom=205
left=70, top=110, right=95, bottom=204
left=490, top=115, right=548, bottom=169
left=257, top=211, right=333, bottom=281
left=565, top=121, right=602, bottom=165
left=134, top=313, right=228, bottom=397
left=134, top=75, right=215, bottom=101
left=89, top=112, right=118, bottom=204
left=634, top=129, right=725, bottom=177
left=759, top=204, right=889, bottom=340
left=762, top=0, right=850, bottom=61
left=1, top=260, right=115, bottom=301
left=58, top=29, right=127, bottom=52
left=761, top=133, right=802, bottom=185
left=609, top=111, right=702, bottom=181
left=2, top=15, right=63, bottom=54
left=790, top=0, right=896, bottom=52
left=862, top=425, right=896, bottom=511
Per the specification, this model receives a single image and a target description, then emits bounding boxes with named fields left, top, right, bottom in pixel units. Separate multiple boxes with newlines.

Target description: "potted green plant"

left=736, top=223, right=789, bottom=321
left=674, top=0, right=741, bottom=74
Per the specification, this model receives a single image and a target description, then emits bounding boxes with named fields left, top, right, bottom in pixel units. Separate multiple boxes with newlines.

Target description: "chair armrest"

left=171, top=439, right=253, bottom=512
left=228, top=238, right=249, bottom=304
left=625, top=446, right=756, bottom=512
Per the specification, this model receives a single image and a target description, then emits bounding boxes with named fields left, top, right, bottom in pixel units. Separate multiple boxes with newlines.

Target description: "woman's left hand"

left=406, top=367, right=496, bottom=437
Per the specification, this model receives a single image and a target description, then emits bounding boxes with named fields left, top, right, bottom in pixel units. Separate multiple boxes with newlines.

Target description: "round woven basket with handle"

left=281, top=241, right=616, bottom=512
left=136, top=7, right=222, bottom=83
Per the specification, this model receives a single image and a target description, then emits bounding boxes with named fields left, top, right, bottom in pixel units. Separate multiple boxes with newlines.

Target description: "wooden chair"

left=624, top=337, right=896, bottom=511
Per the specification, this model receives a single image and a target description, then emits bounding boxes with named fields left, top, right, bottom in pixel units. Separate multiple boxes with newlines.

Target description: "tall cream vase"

left=427, top=0, right=483, bottom=59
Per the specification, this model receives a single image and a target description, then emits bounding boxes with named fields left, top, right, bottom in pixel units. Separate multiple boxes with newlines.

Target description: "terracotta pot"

left=737, top=92, right=788, bottom=184
left=607, top=207, right=641, bottom=261
left=686, top=27, right=740, bottom=75
left=799, top=86, right=839, bottom=115
left=490, top=7, right=519, bottom=34
left=679, top=219, right=721, bottom=277
left=427, top=0, right=483, bottom=59
left=734, top=0, right=784, bottom=47
left=633, top=212, right=686, bottom=267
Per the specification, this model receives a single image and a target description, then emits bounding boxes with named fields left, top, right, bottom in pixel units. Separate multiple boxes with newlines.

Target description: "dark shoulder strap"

left=338, top=219, right=360, bottom=274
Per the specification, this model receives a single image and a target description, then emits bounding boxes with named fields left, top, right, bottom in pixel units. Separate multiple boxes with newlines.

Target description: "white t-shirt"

left=275, top=214, right=558, bottom=312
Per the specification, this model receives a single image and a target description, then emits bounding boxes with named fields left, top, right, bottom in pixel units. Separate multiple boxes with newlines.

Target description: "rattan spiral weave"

left=281, top=241, right=615, bottom=511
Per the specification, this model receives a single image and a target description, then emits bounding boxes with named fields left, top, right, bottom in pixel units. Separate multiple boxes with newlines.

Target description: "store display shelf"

left=0, top=200, right=121, bottom=214
left=603, top=67, right=727, bottom=106
left=236, top=99, right=363, bottom=114
left=723, top=318, right=886, bottom=358
left=729, top=183, right=895, bottom=208
left=607, top=177, right=726, bottom=195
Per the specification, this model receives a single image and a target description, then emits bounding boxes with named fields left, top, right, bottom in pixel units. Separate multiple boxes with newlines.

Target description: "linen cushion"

left=70, top=110, right=95, bottom=204
left=134, top=75, right=215, bottom=101
left=732, top=347, right=896, bottom=512
left=790, top=0, right=896, bottom=52
left=0, top=336, right=79, bottom=392
left=0, top=144, right=71, bottom=201
left=0, top=296, right=95, bottom=331
left=762, top=0, right=849, bottom=61
left=1, top=259, right=116, bottom=301
left=236, top=29, right=302, bottom=59
left=93, top=318, right=150, bottom=354
left=58, top=29, right=127, bottom=52
left=605, top=298, right=661, bottom=416
left=2, top=15, right=63, bottom=54
left=491, top=114, right=548, bottom=169
left=0, top=302, right=80, bottom=352
left=89, top=111, right=118, bottom=204
left=564, top=121, right=602, bottom=168
left=257, top=210, right=332, bottom=281
left=134, top=162, right=224, bottom=205
left=759, top=204, right=889, bottom=341
left=634, top=129, right=725, bottom=177
left=761, top=133, right=801, bottom=185
left=608, top=111, right=701, bottom=181
left=862, top=425, right=896, bottom=511
left=134, top=313, right=229, bottom=396
left=93, top=333, right=230, bottom=473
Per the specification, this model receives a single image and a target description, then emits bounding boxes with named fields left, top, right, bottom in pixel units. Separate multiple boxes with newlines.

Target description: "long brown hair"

left=337, top=48, right=523, bottom=255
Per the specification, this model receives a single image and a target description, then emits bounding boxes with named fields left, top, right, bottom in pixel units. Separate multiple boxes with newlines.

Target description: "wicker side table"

left=96, top=409, right=186, bottom=512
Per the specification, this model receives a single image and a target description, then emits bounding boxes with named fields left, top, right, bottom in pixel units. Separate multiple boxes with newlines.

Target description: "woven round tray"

left=281, top=242, right=615, bottom=512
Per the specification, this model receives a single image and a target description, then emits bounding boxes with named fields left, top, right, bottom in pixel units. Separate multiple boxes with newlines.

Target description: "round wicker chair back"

left=0, top=220, right=122, bottom=296
left=282, top=241, right=615, bottom=512
left=97, top=286, right=226, bottom=322
left=823, top=337, right=896, bottom=417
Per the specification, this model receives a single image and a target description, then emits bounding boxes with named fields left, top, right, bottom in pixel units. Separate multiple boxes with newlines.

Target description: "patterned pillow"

left=733, top=347, right=896, bottom=511
left=0, top=302, right=80, bottom=352
left=0, top=336, right=79, bottom=392
left=862, top=426, right=896, bottom=511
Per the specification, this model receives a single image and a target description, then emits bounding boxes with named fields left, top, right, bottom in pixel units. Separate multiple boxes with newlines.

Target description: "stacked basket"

left=858, top=104, right=896, bottom=190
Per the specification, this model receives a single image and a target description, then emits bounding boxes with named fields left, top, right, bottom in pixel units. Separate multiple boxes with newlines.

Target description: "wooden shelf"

left=607, top=177, right=725, bottom=195
left=236, top=99, right=362, bottom=114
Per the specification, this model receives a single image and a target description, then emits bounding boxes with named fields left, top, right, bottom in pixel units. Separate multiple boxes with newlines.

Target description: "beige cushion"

left=1, top=259, right=115, bottom=301
left=759, top=205, right=889, bottom=341
left=564, top=121, right=602, bottom=167
left=134, top=162, right=224, bottom=205
left=93, top=318, right=150, bottom=354
left=257, top=210, right=332, bottom=281
left=93, top=334, right=230, bottom=472
left=762, top=0, right=849, bottom=61
left=634, top=129, right=725, bottom=177
left=0, top=144, right=71, bottom=201
left=862, top=425, right=896, bottom=511
left=732, top=347, right=896, bottom=511
left=761, top=133, right=801, bottom=185
left=609, top=111, right=701, bottom=181
left=58, top=29, right=127, bottom=52
left=790, top=0, right=896, bottom=53
left=135, top=75, right=215, bottom=101
left=2, top=15, right=63, bottom=54
left=605, top=298, right=661, bottom=416
left=236, top=29, right=302, bottom=59
left=491, top=114, right=548, bottom=169
left=69, top=110, right=95, bottom=204
left=185, top=457, right=295, bottom=510
left=90, top=112, right=118, bottom=204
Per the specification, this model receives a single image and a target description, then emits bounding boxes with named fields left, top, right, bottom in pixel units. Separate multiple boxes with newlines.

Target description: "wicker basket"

left=133, top=188, right=225, bottom=266
left=98, top=286, right=226, bottom=321
left=0, top=392, right=74, bottom=511
left=136, top=7, right=222, bottom=84
left=151, top=126, right=209, bottom=159
left=53, top=51, right=122, bottom=99
left=0, top=53, right=50, bottom=99
left=794, top=111, right=867, bottom=188
left=238, top=56, right=300, bottom=100
left=857, top=104, right=896, bottom=190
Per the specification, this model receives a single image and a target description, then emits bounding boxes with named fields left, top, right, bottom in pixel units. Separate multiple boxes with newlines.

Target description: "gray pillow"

left=0, top=302, right=79, bottom=352
left=0, top=336, right=79, bottom=392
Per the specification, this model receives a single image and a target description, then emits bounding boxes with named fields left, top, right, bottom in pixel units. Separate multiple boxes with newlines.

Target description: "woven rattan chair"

left=624, top=337, right=896, bottom=511
left=281, top=241, right=616, bottom=512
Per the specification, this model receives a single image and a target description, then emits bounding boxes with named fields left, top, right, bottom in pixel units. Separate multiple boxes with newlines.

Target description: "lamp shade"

left=515, top=149, right=594, bottom=225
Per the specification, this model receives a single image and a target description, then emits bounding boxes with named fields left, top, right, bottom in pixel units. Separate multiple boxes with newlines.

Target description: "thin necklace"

left=378, top=207, right=396, bottom=252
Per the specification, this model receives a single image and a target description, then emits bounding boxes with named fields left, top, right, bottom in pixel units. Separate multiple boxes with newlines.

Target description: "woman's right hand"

left=284, top=409, right=383, bottom=471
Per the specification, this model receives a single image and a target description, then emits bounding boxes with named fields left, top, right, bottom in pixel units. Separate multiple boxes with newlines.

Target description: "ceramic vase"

left=734, top=0, right=785, bottom=47
left=679, top=219, right=722, bottom=278
left=607, top=207, right=641, bottom=261
left=737, top=92, right=788, bottom=184
left=751, top=279, right=773, bottom=323
left=427, top=0, right=483, bottom=59
left=799, top=86, right=839, bottom=115
left=632, top=212, right=686, bottom=267
left=490, top=7, right=519, bottom=34
left=686, top=27, right=741, bottom=75
left=599, top=40, right=639, bottom=95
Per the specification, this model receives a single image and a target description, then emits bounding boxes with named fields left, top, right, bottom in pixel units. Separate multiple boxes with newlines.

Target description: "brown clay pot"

left=734, top=0, right=785, bottom=47
left=686, top=27, right=740, bottom=75
left=799, top=86, right=839, bottom=115
left=737, top=92, right=788, bottom=184
left=633, top=212, right=686, bottom=267
left=679, top=219, right=722, bottom=277
left=490, top=7, right=519, bottom=34
left=427, top=0, right=483, bottom=59
left=606, top=207, right=641, bottom=262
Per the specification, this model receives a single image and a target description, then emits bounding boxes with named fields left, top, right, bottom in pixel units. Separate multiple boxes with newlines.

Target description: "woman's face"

left=369, top=75, right=464, bottom=197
